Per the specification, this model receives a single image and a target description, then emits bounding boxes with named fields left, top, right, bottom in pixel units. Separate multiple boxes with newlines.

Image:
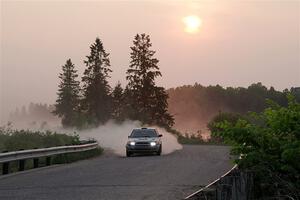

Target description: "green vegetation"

left=177, top=134, right=225, bottom=145
left=208, top=112, right=243, bottom=133
left=177, top=134, right=210, bottom=145
left=210, top=94, right=300, bottom=198
left=165, top=127, right=224, bottom=145
left=0, top=127, right=103, bottom=175
left=0, top=127, right=80, bottom=152
left=207, top=112, right=244, bottom=144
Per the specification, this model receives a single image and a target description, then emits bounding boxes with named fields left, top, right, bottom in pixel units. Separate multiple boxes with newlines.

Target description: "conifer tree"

left=53, top=59, right=80, bottom=127
left=111, top=82, right=125, bottom=122
left=81, top=37, right=112, bottom=125
left=151, top=87, right=174, bottom=127
left=126, top=33, right=174, bottom=127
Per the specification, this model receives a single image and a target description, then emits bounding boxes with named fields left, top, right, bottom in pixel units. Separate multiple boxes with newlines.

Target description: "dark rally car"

left=126, top=128, right=162, bottom=157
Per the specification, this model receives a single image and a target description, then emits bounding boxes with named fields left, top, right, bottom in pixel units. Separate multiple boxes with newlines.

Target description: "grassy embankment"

left=165, top=127, right=224, bottom=145
left=0, top=127, right=103, bottom=174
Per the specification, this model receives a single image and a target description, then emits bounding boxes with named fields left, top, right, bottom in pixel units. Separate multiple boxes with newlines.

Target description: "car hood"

left=128, top=137, right=158, bottom=142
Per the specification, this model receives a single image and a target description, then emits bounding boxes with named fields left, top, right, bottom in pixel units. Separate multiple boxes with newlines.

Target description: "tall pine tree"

left=111, top=82, right=125, bottom=122
left=151, top=86, right=174, bottom=127
left=126, top=33, right=174, bottom=127
left=53, top=59, right=81, bottom=127
left=81, top=37, right=112, bottom=125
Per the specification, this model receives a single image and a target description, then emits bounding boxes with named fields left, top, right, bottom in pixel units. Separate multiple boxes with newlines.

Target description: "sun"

left=182, top=15, right=202, bottom=34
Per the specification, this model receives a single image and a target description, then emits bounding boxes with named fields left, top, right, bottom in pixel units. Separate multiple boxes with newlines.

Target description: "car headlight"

left=130, top=141, right=135, bottom=146
left=150, top=142, right=156, bottom=146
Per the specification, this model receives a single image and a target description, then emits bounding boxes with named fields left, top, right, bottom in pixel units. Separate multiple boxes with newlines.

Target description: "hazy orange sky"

left=0, top=0, right=299, bottom=122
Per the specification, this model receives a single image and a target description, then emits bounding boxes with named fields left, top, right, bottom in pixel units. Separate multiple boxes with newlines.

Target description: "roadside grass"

left=0, top=128, right=80, bottom=152
left=0, top=127, right=103, bottom=175
left=165, top=127, right=225, bottom=145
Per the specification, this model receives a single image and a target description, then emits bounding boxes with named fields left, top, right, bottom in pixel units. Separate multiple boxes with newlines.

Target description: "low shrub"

left=0, top=127, right=80, bottom=152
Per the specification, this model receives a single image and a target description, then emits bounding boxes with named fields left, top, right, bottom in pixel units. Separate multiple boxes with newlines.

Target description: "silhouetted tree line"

left=9, top=103, right=56, bottom=122
left=54, top=34, right=174, bottom=128
left=168, top=83, right=300, bottom=130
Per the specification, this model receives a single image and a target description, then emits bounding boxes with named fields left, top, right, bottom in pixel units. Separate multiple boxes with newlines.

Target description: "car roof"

left=133, top=127, right=156, bottom=130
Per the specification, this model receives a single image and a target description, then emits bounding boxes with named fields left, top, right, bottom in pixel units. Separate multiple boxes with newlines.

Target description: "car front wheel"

left=157, top=145, right=162, bottom=156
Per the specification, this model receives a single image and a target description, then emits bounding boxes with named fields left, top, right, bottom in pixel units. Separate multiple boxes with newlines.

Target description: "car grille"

left=135, top=142, right=150, bottom=145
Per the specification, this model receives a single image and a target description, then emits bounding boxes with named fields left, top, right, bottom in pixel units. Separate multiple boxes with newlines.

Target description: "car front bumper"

left=126, top=144, right=160, bottom=153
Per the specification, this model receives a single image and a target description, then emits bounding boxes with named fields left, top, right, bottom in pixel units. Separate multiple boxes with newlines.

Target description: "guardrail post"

left=19, top=160, right=25, bottom=171
left=33, top=158, right=39, bottom=168
left=2, top=162, right=9, bottom=175
left=46, top=156, right=51, bottom=166
left=0, top=142, right=98, bottom=175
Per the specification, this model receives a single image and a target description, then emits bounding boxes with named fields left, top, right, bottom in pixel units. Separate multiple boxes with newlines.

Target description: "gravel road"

left=0, top=145, right=233, bottom=200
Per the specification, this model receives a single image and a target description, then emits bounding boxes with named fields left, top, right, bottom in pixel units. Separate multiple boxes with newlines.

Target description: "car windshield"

left=130, top=129, right=158, bottom=138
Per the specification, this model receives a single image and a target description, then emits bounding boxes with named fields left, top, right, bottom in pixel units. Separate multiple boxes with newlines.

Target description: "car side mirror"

left=158, top=134, right=162, bottom=137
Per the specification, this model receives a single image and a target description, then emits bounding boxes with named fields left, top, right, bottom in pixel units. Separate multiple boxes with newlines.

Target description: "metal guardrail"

left=0, top=142, right=98, bottom=174
left=0, top=142, right=98, bottom=163
left=184, top=164, right=238, bottom=199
